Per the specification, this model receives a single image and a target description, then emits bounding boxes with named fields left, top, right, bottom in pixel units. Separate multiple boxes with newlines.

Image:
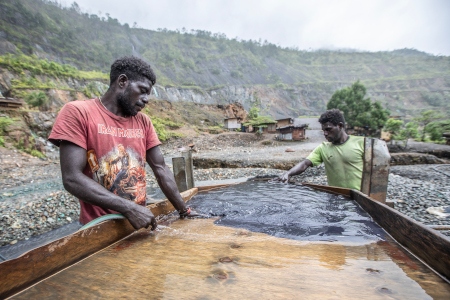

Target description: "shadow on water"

left=189, top=181, right=387, bottom=243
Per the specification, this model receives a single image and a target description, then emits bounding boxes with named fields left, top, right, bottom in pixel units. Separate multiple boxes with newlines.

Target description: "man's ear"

left=338, top=122, right=344, bottom=129
left=117, top=74, right=128, bottom=89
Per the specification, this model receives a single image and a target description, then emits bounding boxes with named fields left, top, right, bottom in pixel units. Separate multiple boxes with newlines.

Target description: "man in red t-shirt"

left=49, top=56, right=199, bottom=230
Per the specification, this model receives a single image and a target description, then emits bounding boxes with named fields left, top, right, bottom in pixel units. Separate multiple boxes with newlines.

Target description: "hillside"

left=0, top=0, right=449, bottom=118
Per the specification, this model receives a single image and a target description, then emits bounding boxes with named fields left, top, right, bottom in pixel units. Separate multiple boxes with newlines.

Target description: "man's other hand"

left=179, top=207, right=209, bottom=219
left=123, top=205, right=157, bottom=230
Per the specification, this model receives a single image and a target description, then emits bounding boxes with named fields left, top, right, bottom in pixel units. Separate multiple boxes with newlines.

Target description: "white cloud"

left=69, top=0, right=450, bottom=55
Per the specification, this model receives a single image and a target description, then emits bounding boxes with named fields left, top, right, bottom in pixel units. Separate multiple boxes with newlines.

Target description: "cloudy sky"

left=67, top=0, right=450, bottom=56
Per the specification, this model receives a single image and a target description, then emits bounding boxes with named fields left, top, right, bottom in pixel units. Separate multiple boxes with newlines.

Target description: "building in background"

left=276, top=118, right=308, bottom=141
left=224, top=117, right=242, bottom=131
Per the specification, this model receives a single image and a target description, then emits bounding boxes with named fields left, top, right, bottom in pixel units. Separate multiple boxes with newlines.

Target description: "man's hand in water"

left=271, top=160, right=312, bottom=184
left=123, top=204, right=157, bottom=230
left=179, top=207, right=209, bottom=219
left=270, top=171, right=291, bottom=183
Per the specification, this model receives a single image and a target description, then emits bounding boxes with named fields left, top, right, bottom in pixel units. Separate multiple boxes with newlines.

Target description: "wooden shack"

left=258, top=122, right=277, bottom=133
left=276, top=117, right=294, bottom=128
left=224, top=117, right=241, bottom=131
left=276, top=118, right=308, bottom=141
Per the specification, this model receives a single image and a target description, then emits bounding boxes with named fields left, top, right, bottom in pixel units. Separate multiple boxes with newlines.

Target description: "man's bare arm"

left=146, top=146, right=188, bottom=212
left=60, top=140, right=156, bottom=230
left=278, top=159, right=313, bottom=183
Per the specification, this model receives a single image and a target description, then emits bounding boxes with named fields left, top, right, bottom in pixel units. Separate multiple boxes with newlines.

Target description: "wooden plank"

left=369, top=139, right=390, bottom=203
left=0, top=188, right=198, bottom=298
left=302, top=183, right=450, bottom=280
left=301, top=182, right=352, bottom=197
left=427, top=225, right=450, bottom=231
left=361, top=137, right=372, bottom=195
left=361, top=138, right=390, bottom=203
left=351, top=190, right=450, bottom=281
left=1, top=218, right=135, bottom=298
left=182, top=151, right=194, bottom=189
left=172, top=157, right=188, bottom=192
left=197, top=183, right=236, bottom=192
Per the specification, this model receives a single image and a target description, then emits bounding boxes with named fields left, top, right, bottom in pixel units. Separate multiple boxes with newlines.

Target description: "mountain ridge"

left=0, top=0, right=449, bottom=118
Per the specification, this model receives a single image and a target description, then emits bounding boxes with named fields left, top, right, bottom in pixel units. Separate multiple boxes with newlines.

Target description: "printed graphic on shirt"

left=89, top=144, right=147, bottom=205
left=98, top=124, right=144, bottom=139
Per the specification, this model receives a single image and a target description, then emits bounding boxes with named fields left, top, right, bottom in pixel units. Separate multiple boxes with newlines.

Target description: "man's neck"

left=99, top=92, right=122, bottom=117
left=333, top=133, right=349, bottom=145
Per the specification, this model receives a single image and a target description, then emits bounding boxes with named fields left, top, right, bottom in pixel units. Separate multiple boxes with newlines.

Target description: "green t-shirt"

left=306, top=135, right=365, bottom=190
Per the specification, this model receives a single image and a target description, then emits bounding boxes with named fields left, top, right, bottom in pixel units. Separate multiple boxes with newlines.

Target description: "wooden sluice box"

left=1, top=182, right=450, bottom=299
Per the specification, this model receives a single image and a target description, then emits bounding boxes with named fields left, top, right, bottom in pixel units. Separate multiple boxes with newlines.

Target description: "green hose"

left=78, top=213, right=125, bottom=231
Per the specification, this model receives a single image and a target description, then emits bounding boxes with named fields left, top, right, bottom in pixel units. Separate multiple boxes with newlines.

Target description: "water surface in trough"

left=13, top=182, right=450, bottom=299
left=190, top=181, right=386, bottom=243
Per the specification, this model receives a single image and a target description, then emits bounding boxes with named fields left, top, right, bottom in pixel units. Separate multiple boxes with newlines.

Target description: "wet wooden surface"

left=0, top=188, right=199, bottom=298
left=351, top=190, right=450, bottom=282
left=300, top=183, right=450, bottom=281
left=4, top=183, right=450, bottom=299
left=12, top=219, right=450, bottom=299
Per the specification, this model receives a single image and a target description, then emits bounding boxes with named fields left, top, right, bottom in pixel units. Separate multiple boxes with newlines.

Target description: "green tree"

left=245, top=105, right=275, bottom=127
left=383, top=118, right=403, bottom=144
left=327, top=81, right=390, bottom=130
left=397, top=121, right=419, bottom=149
left=425, top=119, right=450, bottom=141
left=248, top=107, right=259, bottom=120
left=25, top=91, right=49, bottom=110
left=414, top=110, right=446, bottom=141
left=243, top=115, right=275, bottom=127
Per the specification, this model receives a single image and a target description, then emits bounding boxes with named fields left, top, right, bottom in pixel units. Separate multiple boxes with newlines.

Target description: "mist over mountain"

left=0, top=0, right=449, bottom=118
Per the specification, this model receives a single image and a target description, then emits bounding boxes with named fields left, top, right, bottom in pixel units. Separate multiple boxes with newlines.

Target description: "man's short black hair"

left=318, top=109, right=346, bottom=126
left=110, top=56, right=156, bottom=86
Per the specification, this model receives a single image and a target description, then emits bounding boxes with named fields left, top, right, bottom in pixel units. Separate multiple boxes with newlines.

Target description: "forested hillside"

left=0, top=0, right=449, bottom=118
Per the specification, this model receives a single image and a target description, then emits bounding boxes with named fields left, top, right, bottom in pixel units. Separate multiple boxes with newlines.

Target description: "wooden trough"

left=1, top=182, right=450, bottom=298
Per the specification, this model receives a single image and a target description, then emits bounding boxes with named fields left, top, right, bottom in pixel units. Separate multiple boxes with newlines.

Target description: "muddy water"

left=13, top=183, right=450, bottom=299
left=190, top=181, right=386, bottom=243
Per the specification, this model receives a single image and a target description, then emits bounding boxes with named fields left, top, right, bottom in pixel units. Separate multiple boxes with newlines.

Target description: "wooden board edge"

left=197, top=183, right=235, bottom=192
left=300, top=182, right=352, bottom=197
left=351, top=190, right=450, bottom=281
left=1, top=219, right=135, bottom=298
left=0, top=187, right=200, bottom=298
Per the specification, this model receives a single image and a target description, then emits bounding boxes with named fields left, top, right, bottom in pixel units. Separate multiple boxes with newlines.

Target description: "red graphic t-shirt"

left=48, top=98, right=161, bottom=224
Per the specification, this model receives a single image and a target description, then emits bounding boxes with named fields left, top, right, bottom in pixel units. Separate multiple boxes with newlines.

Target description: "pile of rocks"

left=0, top=190, right=79, bottom=247
left=387, top=165, right=450, bottom=226
left=193, top=167, right=281, bottom=182
left=161, top=132, right=279, bottom=156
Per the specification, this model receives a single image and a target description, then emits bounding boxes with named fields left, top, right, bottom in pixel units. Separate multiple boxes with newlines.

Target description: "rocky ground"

left=1, top=131, right=450, bottom=259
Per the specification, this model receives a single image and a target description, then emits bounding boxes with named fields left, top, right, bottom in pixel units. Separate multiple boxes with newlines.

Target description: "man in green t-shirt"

left=277, top=109, right=364, bottom=190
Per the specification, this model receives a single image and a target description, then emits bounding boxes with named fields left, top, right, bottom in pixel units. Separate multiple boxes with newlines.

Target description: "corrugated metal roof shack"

left=276, top=118, right=308, bottom=141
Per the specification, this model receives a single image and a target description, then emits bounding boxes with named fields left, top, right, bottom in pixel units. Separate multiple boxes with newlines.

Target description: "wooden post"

left=361, top=138, right=373, bottom=196
left=182, top=150, right=194, bottom=190
left=172, top=157, right=188, bottom=192
left=361, top=138, right=390, bottom=203
left=172, top=151, right=195, bottom=192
